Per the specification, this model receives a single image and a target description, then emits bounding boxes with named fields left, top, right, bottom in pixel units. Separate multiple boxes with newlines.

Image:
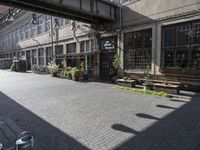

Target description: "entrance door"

left=100, top=36, right=117, bottom=80
left=26, top=51, right=31, bottom=70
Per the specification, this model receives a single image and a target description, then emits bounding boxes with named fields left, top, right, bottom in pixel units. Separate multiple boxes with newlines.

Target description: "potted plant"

left=47, top=63, right=59, bottom=77
left=10, top=63, right=16, bottom=71
left=70, top=67, right=80, bottom=81
left=66, top=71, right=72, bottom=79
left=112, top=53, right=124, bottom=82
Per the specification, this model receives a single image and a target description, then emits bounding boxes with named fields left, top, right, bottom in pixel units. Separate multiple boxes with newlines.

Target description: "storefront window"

left=162, top=20, right=200, bottom=69
left=46, top=47, right=52, bottom=65
left=32, top=49, right=37, bottom=65
left=38, top=48, right=44, bottom=65
left=66, top=43, right=76, bottom=54
left=124, top=29, right=152, bottom=70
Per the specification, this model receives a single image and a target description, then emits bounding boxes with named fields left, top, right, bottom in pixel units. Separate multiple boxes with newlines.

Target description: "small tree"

left=112, top=53, right=120, bottom=70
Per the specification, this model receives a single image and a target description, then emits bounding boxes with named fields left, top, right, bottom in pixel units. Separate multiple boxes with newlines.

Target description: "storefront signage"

left=103, top=40, right=115, bottom=50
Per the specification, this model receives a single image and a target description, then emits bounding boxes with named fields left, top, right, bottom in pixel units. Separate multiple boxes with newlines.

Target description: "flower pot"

left=51, top=72, right=57, bottom=77
left=72, top=75, right=79, bottom=81
left=66, top=73, right=72, bottom=79
left=82, top=71, right=88, bottom=81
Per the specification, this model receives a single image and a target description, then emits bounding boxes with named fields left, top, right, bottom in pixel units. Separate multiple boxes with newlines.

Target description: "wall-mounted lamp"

left=31, top=13, right=38, bottom=25
left=54, top=17, right=60, bottom=29
left=6, top=9, right=14, bottom=22
left=71, top=20, right=76, bottom=31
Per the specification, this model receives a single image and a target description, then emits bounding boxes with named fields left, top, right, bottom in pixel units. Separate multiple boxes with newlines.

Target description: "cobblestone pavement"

left=0, top=70, right=200, bottom=150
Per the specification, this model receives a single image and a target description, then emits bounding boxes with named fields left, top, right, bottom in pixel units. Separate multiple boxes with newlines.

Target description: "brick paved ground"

left=0, top=70, right=200, bottom=150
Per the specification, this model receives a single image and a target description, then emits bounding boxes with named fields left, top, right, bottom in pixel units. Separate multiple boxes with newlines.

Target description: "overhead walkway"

left=0, top=0, right=119, bottom=24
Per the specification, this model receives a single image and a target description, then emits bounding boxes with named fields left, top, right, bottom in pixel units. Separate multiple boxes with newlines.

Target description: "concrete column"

left=151, top=24, right=157, bottom=75
left=30, top=50, right=33, bottom=69
left=76, top=42, right=80, bottom=54
left=85, top=55, right=88, bottom=71
left=44, top=47, right=47, bottom=66
left=76, top=42, right=80, bottom=67
left=118, top=31, right=124, bottom=71
left=63, top=42, right=67, bottom=68
left=51, top=16, right=56, bottom=63
left=36, top=48, right=39, bottom=66
left=95, top=34, right=100, bottom=79
left=155, top=24, right=162, bottom=75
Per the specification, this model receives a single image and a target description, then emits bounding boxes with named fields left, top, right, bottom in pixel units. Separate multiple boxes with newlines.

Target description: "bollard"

left=15, top=131, right=34, bottom=150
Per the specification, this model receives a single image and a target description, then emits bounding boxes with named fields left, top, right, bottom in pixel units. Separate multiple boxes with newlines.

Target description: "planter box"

left=117, top=79, right=136, bottom=88
left=153, top=83, right=180, bottom=95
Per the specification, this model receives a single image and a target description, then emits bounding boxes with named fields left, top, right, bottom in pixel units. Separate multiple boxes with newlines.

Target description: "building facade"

left=0, top=0, right=200, bottom=84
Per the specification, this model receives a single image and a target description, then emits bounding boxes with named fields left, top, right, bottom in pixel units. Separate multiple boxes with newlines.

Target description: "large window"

left=124, top=29, right=152, bottom=70
left=46, top=47, right=52, bottom=65
left=32, top=49, right=37, bottom=65
left=38, top=48, right=44, bottom=65
left=55, top=45, right=63, bottom=55
left=58, top=18, right=64, bottom=27
left=66, top=43, right=76, bottom=54
left=65, top=19, right=71, bottom=25
left=11, top=30, right=15, bottom=44
left=37, top=16, right=43, bottom=34
left=55, top=45, right=64, bottom=67
left=45, top=15, right=51, bottom=32
left=15, top=28, right=19, bottom=43
left=162, top=20, right=200, bottom=69
left=20, top=25, right=25, bottom=40
left=80, top=40, right=93, bottom=53
left=31, top=24, right=36, bottom=37
left=25, top=23, right=29, bottom=39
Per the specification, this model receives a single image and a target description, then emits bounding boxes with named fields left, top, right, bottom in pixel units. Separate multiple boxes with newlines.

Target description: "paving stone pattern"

left=0, top=70, right=200, bottom=150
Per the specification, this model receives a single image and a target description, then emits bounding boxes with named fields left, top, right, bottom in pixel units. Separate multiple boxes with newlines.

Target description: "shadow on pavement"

left=136, top=113, right=160, bottom=120
left=112, top=93, right=200, bottom=150
left=156, top=104, right=176, bottom=110
left=112, top=124, right=139, bottom=135
left=0, top=91, right=89, bottom=150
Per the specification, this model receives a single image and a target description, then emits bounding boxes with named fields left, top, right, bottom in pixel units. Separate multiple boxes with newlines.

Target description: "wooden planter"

left=117, top=79, right=136, bottom=88
left=153, top=83, right=180, bottom=95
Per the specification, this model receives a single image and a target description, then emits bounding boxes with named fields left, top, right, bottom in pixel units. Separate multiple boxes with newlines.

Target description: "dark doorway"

left=100, top=36, right=117, bottom=80
left=26, top=50, right=31, bottom=70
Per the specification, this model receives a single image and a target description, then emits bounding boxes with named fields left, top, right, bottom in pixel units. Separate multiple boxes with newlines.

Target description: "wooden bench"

left=153, top=83, right=180, bottom=95
left=117, top=79, right=136, bottom=88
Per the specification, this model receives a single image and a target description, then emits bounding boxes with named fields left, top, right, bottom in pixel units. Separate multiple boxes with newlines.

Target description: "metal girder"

left=0, top=0, right=119, bottom=24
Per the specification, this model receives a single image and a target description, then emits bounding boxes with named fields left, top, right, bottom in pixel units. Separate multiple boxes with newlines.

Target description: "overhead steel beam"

left=0, top=0, right=119, bottom=24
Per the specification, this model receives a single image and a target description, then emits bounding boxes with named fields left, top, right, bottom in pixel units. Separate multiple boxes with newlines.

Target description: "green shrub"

left=112, top=53, right=120, bottom=70
left=47, top=63, right=59, bottom=73
left=10, top=63, right=16, bottom=71
left=116, top=86, right=170, bottom=97
left=70, top=67, right=80, bottom=77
